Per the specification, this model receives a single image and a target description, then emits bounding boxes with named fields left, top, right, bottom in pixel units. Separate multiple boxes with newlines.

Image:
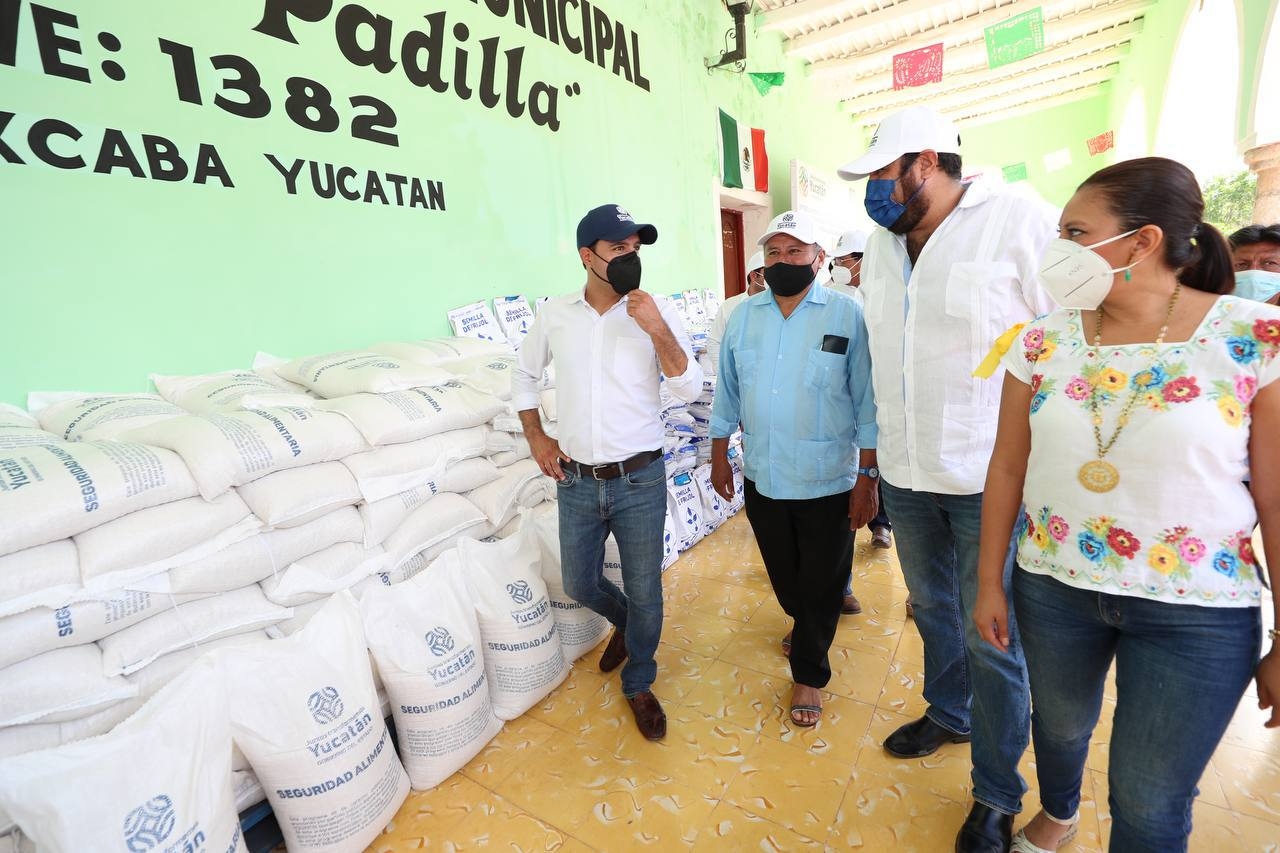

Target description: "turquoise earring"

left=1124, top=269, right=1132, bottom=282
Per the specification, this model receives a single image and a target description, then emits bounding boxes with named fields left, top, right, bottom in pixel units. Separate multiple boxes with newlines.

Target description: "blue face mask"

left=864, top=175, right=927, bottom=230
left=1234, top=270, right=1280, bottom=304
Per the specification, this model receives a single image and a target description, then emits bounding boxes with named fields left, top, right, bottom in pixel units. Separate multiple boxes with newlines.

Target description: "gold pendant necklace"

left=1077, top=284, right=1182, bottom=493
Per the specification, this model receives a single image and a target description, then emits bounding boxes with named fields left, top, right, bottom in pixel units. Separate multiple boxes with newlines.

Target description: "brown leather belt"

left=564, top=449, right=663, bottom=481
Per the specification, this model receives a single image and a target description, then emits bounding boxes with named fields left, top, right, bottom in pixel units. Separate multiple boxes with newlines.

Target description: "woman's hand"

left=972, top=582, right=1011, bottom=653
left=1257, top=648, right=1280, bottom=728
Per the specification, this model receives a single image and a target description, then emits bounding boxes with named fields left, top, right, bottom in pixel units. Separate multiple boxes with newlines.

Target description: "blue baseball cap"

left=576, top=204, right=658, bottom=249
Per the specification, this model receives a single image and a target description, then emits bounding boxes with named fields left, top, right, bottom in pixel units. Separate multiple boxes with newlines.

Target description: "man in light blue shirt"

left=710, top=210, right=879, bottom=729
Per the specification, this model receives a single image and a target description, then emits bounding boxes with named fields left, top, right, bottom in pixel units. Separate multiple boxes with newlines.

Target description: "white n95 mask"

left=830, top=264, right=854, bottom=286
left=1038, top=229, right=1138, bottom=309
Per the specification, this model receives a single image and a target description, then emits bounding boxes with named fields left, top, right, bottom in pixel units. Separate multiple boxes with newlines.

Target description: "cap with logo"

left=576, top=204, right=658, bottom=249
left=757, top=210, right=822, bottom=246
left=837, top=106, right=961, bottom=181
left=834, top=229, right=870, bottom=257
left=746, top=250, right=765, bottom=273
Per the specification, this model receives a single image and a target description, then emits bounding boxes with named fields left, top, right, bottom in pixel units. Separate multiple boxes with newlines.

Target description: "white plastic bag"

left=667, top=471, right=704, bottom=551
left=447, top=301, right=509, bottom=346
left=493, top=295, right=535, bottom=347
left=215, top=593, right=410, bottom=853
left=0, top=660, right=247, bottom=853
left=692, top=464, right=727, bottom=537
left=360, top=560, right=502, bottom=790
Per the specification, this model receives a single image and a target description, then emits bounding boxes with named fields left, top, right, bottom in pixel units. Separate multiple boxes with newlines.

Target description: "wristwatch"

left=857, top=466, right=880, bottom=480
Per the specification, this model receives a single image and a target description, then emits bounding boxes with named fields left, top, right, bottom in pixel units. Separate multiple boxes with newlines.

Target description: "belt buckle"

left=591, top=464, right=608, bottom=481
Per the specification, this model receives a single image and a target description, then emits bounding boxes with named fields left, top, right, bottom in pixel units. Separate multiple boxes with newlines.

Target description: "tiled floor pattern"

left=367, top=513, right=1280, bottom=851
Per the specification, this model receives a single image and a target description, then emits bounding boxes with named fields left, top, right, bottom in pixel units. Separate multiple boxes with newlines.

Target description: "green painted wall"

left=959, top=93, right=1111, bottom=208
left=0, top=0, right=858, bottom=405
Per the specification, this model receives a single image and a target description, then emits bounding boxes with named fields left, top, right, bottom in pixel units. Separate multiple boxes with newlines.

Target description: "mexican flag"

left=718, top=109, right=768, bottom=192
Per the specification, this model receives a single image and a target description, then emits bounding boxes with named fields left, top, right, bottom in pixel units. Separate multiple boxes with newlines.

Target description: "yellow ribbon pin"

left=973, top=322, right=1028, bottom=378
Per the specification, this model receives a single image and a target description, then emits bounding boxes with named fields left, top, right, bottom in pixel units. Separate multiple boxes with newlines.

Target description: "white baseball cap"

left=838, top=106, right=962, bottom=180
left=833, top=229, right=869, bottom=256
left=757, top=210, right=822, bottom=246
left=746, top=250, right=765, bottom=272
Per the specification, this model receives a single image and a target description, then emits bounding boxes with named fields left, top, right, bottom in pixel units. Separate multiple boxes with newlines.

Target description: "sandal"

left=1010, top=811, right=1079, bottom=853
left=789, top=703, right=822, bottom=728
left=781, top=629, right=792, bottom=657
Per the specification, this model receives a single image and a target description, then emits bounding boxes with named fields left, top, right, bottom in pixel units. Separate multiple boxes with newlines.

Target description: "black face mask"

left=763, top=260, right=815, bottom=297
left=593, top=250, right=642, bottom=295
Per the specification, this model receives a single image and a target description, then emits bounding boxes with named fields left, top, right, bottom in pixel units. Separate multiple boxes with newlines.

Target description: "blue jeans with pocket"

left=1014, top=569, right=1261, bottom=852
left=556, top=456, right=667, bottom=697
left=880, top=480, right=1030, bottom=815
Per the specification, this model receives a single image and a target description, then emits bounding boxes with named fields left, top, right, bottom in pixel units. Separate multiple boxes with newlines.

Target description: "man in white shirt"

left=512, top=203, right=701, bottom=741
left=826, top=228, right=868, bottom=306
left=839, top=106, right=1058, bottom=853
left=708, top=250, right=766, bottom=375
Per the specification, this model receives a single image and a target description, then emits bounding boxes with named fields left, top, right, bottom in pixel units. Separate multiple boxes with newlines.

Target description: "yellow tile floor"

left=367, top=512, right=1280, bottom=851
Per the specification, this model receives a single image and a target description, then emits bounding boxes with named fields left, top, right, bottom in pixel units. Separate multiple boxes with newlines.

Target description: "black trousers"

left=743, top=479, right=852, bottom=688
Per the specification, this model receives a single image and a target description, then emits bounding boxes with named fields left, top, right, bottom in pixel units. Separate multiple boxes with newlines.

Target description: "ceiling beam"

left=850, top=63, right=1121, bottom=126
left=784, top=0, right=998, bottom=58
left=949, top=81, right=1112, bottom=127
left=806, top=0, right=1154, bottom=77
left=837, top=27, right=1135, bottom=112
left=788, top=0, right=1047, bottom=60
left=759, top=0, right=865, bottom=33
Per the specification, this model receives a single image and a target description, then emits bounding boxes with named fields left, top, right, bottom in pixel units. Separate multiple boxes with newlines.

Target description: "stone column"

left=1245, top=141, right=1280, bottom=224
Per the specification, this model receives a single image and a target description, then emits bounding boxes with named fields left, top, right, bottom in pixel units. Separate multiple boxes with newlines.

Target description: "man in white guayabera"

left=838, top=105, right=1058, bottom=852
left=512, top=204, right=701, bottom=741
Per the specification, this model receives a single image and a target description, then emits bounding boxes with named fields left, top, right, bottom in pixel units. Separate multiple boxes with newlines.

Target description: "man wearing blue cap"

left=512, top=203, right=701, bottom=740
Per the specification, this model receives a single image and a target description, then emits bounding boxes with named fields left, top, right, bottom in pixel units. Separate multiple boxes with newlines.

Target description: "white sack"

left=0, top=644, right=136, bottom=727
left=0, top=540, right=80, bottom=617
left=533, top=509, right=609, bottom=662
left=444, top=353, right=518, bottom=400
left=360, top=560, right=502, bottom=790
left=341, top=425, right=489, bottom=503
left=0, top=660, right=247, bottom=853
left=369, top=337, right=511, bottom=367
left=693, top=464, right=727, bottom=537
left=493, top=295, right=535, bottom=347
left=319, top=384, right=502, bottom=448
left=236, top=462, right=362, bottom=529
left=446, top=301, right=509, bottom=346
left=457, top=530, right=567, bottom=720
left=273, top=350, right=455, bottom=398
left=30, top=393, right=186, bottom=441
left=99, top=585, right=291, bottom=676
left=151, top=368, right=311, bottom=413
left=215, top=593, right=410, bottom=853
left=123, top=406, right=368, bottom=500
left=0, top=441, right=199, bottom=557
left=667, top=471, right=705, bottom=552
left=464, top=459, right=552, bottom=528
left=358, top=458, right=500, bottom=546
left=74, top=492, right=260, bottom=592
left=382, top=494, right=489, bottom=568
left=259, top=542, right=388, bottom=607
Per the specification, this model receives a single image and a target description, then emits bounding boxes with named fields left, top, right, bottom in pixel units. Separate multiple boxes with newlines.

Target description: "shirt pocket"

left=734, top=349, right=759, bottom=391
left=944, top=261, right=1019, bottom=405
left=803, top=349, right=845, bottom=391
left=937, top=402, right=994, bottom=466
left=612, top=336, right=655, bottom=385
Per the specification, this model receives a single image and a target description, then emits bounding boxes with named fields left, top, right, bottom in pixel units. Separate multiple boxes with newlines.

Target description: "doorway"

left=720, top=208, right=745, bottom=298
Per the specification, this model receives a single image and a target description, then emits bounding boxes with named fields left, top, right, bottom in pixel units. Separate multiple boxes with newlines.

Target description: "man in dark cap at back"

left=512, top=204, right=701, bottom=740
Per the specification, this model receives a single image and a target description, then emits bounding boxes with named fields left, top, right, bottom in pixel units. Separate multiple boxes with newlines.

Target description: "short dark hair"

left=901, top=152, right=963, bottom=181
left=1229, top=223, right=1280, bottom=249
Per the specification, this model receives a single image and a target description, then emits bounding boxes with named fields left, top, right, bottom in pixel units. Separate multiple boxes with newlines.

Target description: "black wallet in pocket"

left=821, top=334, right=849, bottom=355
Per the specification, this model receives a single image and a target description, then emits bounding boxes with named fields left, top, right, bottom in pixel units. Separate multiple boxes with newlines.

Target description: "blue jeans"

left=1014, top=569, right=1261, bottom=852
left=880, top=480, right=1030, bottom=815
left=556, top=456, right=667, bottom=697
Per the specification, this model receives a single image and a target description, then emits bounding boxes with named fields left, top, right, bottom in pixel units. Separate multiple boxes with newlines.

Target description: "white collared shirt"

left=512, top=288, right=701, bottom=465
left=708, top=291, right=751, bottom=375
left=860, top=180, right=1059, bottom=494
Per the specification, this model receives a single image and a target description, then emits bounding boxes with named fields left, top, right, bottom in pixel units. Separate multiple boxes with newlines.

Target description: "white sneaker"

left=1010, top=811, right=1079, bottom=853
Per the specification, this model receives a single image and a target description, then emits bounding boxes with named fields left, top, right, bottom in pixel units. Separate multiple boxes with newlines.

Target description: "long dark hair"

left=1079, top=157, right=1234, bottom=294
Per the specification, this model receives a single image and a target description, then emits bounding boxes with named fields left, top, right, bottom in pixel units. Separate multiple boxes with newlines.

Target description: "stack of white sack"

left=150, top=366, right=313, bottom=413
left=0, top=404, right=56, bottom=449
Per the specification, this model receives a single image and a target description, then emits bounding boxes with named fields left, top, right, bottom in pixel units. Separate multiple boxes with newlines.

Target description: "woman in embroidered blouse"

left=973, top=157, right=1280, bottom=853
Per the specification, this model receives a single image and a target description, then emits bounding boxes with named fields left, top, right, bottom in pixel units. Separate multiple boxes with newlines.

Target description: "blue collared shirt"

left=710, top=282, right=877, bottom=499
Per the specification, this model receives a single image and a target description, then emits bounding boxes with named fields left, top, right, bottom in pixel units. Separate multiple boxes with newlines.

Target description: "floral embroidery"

left=1023, top=327, right=1061, bottom=364
left=1161, top=376, right=1200, bottom=403
left=1253, top=316, right=1280, bottom=345
left=1211, top=531, right=1259, bottom=581
left=1073, top=516, right=1140, bottom=572
left=1064, top=377, right=1090, bottom=400
left=1023, top=508, right=1070, bottom=558
left=1150, top=526, right=1205, bottom=581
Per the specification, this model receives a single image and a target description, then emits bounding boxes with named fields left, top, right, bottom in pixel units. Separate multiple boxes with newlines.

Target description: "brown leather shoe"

left=626, top=690, right=667, bottom=740
left=841, top=593, right=863, bottom=615
left=599, top=629, right=628, bottom=673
